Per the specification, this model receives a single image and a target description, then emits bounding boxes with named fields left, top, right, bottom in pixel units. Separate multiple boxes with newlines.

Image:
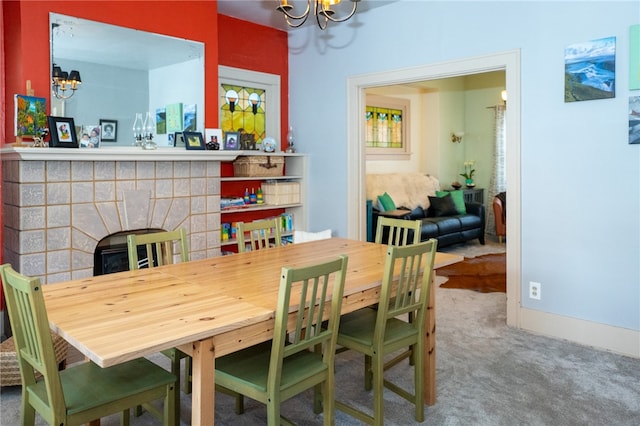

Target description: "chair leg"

left=121, top=408, right=131, bottom=426
left=184, top=356, right=192, bottom=394
left=372, top=354, right=385, bottom=426
left=166, top=383, right=177, bottom=426
left=313, top=383, right=323, bottom=414
left=364, top=355, right=373, bottom=391
left=266, top=398, right=281, bottom=426
left=322, top=380, right=335, bottom=426
left=22, top=397, right=36, bottom=425
left=414, top=348, right=425, bottom=422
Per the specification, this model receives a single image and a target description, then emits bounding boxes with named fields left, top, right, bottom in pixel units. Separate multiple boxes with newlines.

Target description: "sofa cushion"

left=377, top=192, right=396, bottom=211
left=406, top=206, right=426, bottom=220
left=436, top=190, right=466, bottom=214
left=458, top=213, right=482, bottom=230
left=428, top=194, right=458, bottom=217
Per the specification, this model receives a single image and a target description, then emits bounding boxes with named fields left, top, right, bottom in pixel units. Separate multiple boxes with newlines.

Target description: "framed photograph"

left=224, top=131, right=240, bottom=150
left=47, top=116, right=78, bottom=148
left=100, top=119, right=117, bottom=142
left=79, top=125, right=100, bottom=148
left=184, top=131, right=205, bottom=150
left=205, top=128, right=223, bottom=150
left=173, top=132, right=185, bottom=147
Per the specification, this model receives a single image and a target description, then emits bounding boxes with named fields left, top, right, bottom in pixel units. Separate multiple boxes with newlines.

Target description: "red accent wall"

left=218, top=14, right=289, bottom=149
left=1, top=1, right=289, bottom=311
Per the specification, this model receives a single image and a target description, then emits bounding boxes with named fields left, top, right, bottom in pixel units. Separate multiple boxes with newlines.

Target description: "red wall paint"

left=1, top=1, right=289, bottom=311
left=218, top=14, right=289, bottom=149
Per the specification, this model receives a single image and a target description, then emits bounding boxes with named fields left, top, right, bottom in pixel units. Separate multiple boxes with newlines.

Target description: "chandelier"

left=51, top=64, right=82, bottom=100
left=276, top=0, right=360, bottom=30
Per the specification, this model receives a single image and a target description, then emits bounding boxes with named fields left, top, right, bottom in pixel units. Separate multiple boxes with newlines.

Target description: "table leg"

left=190, top=338, right=216, bottom=425
left=424, top=274, right=436, bottom=405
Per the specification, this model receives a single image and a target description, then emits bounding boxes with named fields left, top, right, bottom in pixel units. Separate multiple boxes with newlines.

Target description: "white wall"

left=288, top=1, right=639, bottom=345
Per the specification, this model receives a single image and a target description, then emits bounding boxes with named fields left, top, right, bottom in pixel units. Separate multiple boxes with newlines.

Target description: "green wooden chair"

left=236, top=218, right=282, bottom=253
left=375, top=216, right=422, bottom=246
left=0, top=263, right=177, bottom=426
left=374, top=216, right=423, bottom=364
left=335, top=239, right=437, bottom=425
left=127, top=228, right=191, bottom=423
left=215, top=255, right=349, bottom=425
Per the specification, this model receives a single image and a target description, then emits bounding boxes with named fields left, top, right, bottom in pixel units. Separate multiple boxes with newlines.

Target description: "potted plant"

left=460, top=160, right=476, bottom=187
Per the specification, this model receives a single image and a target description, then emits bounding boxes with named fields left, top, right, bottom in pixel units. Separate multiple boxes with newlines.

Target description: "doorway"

left=345, top=50, right=522, bottom=327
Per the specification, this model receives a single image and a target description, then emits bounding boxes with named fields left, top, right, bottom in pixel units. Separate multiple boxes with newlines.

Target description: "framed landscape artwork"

left=564, top=36, right=616, bottom=102
left=14, top=94, right=47, bottom=137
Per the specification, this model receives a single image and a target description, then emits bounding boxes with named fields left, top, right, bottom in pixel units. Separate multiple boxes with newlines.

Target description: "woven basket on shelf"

left=0, top=333, right=68, bottom=386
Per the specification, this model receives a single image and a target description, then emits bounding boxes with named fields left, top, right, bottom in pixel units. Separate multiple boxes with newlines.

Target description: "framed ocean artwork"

left=564, top=36, right=616, bottom=102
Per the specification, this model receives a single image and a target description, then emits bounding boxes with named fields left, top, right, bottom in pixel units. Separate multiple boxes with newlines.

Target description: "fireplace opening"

left=94, top=229, right=163, bottom=276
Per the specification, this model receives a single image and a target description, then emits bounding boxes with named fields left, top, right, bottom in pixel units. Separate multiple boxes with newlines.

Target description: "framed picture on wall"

left=100, top=119, right=117, bottom=142
left=47, top=116, right=78, bottom=148
left=224, top=131, right=239, bottom=150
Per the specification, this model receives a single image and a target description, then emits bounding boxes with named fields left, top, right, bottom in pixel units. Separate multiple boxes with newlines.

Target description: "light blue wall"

left=288, top=1, right=639, bottom=330
left=57, top=59, right=148, bottom=144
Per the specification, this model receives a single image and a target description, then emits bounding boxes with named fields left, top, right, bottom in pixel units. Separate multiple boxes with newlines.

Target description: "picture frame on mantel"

left=224, top=131, right=239, bottom=150
left=100, top=119, right=117, bottom=142
left=184, top=131, right=205, bottom=150
left=47, top=116, right=79, bottom=148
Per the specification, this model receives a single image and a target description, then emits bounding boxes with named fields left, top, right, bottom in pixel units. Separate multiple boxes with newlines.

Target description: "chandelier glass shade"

left=276, top=0, right=360, bottom=30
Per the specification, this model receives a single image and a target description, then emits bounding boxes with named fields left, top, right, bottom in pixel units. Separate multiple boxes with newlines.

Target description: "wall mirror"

left=50, top=13, right=204, bottom=147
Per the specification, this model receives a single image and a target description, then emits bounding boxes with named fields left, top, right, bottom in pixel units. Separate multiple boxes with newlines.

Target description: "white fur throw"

left=366, top=173, right=440, bottom=210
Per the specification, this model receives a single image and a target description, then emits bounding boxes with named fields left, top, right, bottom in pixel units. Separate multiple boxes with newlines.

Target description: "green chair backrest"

left=126, top=228, right=189, bottom=270
left=375, top=217, right=421, bottom=246
left=375, top=240, right=437, bottom=341
left=0, top=264, right=67, bottom=421
left=270, top=255, right=348, bottom=393
left=236, top=218, right=282, bottom=253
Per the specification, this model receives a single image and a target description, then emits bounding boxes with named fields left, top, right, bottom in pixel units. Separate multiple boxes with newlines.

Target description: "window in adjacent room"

left=365, top=95, right=410, bottom=160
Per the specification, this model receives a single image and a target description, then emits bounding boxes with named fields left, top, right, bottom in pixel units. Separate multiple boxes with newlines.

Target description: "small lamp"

left=451, top=131, right=464, bottom=143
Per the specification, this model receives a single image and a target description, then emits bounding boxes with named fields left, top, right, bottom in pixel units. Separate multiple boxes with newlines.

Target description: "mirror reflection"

left=50, top=13, right=205, bottom=147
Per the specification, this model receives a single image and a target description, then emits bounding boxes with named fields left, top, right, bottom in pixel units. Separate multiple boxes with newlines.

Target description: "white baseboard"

left=520, top=307, right=640, bottom=358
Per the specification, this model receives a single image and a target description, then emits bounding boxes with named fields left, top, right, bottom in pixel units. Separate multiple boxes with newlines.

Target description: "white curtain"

left=486, top=105, right=506, bottom=236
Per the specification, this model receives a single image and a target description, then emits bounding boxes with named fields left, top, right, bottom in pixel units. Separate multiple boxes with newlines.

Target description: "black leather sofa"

left=372, top=202, right=485, bottom=248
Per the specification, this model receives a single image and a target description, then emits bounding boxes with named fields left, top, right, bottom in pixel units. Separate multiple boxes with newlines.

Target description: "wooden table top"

left=43, top=238, right=462, bottom=368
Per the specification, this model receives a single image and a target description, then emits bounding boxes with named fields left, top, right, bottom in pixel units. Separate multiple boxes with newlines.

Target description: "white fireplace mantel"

left=0, top=146, right=254, bottom=162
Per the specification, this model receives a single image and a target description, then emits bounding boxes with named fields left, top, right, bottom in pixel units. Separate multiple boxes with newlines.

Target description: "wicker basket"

left=1, top=333, right=68, bottom=386
left=263, top=181, right=300, bottom=205
left=233, top=156, right=284, bottom=177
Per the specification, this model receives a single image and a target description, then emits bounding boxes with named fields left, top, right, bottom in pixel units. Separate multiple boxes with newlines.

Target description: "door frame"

left=346, top=50, right=522, bottom=327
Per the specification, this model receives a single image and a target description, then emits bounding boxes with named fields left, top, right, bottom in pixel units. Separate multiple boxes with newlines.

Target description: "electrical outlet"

left=529, top=281, right=541, bottom=300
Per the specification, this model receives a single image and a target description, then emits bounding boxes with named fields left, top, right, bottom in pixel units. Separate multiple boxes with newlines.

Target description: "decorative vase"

left=465, top=179, right=475, bottom=188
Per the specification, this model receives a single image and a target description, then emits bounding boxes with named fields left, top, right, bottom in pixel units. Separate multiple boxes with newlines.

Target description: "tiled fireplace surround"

left=2, top=155, right=224, bottom=284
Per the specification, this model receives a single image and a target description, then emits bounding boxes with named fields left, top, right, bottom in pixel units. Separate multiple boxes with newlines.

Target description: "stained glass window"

left=365, top=95, right=410, bottom=159
left=365, top=106, right=403, bottom=148
left=220, top=84, right=266, bottom=144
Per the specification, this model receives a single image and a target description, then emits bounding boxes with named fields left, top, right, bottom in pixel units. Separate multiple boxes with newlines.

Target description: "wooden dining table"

left=43, top=238, right=462, bottom=425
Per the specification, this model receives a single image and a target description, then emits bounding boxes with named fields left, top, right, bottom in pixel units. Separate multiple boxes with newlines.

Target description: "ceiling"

left=217, top=0, right=397, bottom=32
